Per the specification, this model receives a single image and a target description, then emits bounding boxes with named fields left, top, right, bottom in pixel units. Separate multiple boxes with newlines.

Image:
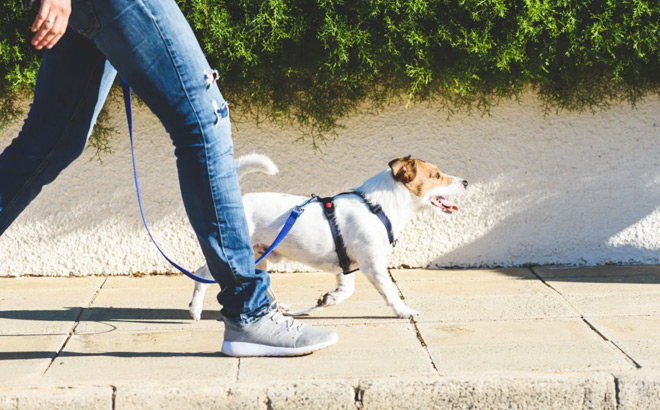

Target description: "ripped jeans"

left=0, top=0, right=271, bottom=325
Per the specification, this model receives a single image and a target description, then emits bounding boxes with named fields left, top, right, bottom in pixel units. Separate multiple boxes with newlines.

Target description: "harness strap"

left=319, top=196, right=355, bottom=275
left=347, top=190, right=395, bottom=245
left=319, top=191, right=396, bottom=275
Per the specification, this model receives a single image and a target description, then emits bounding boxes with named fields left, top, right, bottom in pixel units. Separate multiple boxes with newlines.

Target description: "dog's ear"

left=389, top=156, right=417, bottom=183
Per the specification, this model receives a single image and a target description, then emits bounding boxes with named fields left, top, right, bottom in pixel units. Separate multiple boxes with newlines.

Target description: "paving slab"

left=74, top=287, right=220, bottom=334
left=74, top=275, right=225, bottom=334
left=101, top=275, right=205, bottom=289
left=535, top=267, right=660, bottom=317
left=238, top=322, right=434, bottom=381
left=589, top=316, right=660, bottom=368
left=394, top=270, right=576, bottom=322
left=0, top=277, right=106, bottom=291
left=0, top=334, right=67, bottom=386
left=43, top=329, right=236, bottom=384
left=0, top=277, right=105, bottom=335
left=410, top=294, right=578, bottom=322
left=417, top=319, right=633, bottom=374
left=564, top=294, right=660, bottom=317
left=397, top=276, right=556, bottom=296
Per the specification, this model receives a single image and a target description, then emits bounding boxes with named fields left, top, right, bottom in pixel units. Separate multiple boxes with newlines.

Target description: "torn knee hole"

left=204, top=69, right=219, bottom=87
left=212, top=100, right=229, bottom=124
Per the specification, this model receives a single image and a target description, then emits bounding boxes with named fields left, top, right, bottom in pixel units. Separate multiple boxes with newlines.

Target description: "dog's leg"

left=188, top=265, right=213, bottom=321
left=318, top=273, right=355, bottom=307
left=360, top=262, right=419, bottom=318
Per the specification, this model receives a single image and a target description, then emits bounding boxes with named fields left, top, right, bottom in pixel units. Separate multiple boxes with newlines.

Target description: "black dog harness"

left=317, top=191, right=395, bottom=275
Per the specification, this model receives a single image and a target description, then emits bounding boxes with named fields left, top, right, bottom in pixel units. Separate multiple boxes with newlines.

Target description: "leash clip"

left=292, top=205, right=305, bottom=215
left=293, top=194, right=319, bottom=215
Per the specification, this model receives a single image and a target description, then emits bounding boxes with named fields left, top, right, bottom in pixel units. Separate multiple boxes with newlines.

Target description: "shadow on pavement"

left=0, top=307, right=220, bottom=323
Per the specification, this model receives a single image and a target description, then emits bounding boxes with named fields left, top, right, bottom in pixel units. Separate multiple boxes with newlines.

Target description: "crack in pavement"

left=42, top=276, right=110, bottom=376
left=528, top=266, right=642, bottom=370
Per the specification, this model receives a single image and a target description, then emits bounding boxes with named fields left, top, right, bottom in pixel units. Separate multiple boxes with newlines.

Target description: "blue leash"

left=254, top=195, right=318, bottom=265
left=120, top=79, right=313, bottom=284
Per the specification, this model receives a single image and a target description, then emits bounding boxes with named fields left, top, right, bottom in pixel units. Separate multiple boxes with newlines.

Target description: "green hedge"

left=2, top=0, right=659, bottom=151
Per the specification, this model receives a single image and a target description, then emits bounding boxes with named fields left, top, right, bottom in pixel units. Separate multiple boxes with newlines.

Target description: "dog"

left=188, top=153, right=467, bottom=319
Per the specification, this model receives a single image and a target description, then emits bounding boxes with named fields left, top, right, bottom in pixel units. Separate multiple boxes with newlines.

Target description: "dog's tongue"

left=437, top=197, right=459, bottom=211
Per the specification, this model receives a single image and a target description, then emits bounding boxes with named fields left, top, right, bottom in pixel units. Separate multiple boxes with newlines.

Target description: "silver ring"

left=45, top=19, right=53, bottom=24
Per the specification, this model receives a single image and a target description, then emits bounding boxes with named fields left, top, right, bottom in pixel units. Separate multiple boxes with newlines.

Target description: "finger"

left=37, top=24, right=61, bottom=50
left=36, top=16, right=61, bottom=47
left=31, top=18, right=55, bottom=49
left=44, top=20, right=67, bottom=49
left=31, top=4, right=51, bottom=33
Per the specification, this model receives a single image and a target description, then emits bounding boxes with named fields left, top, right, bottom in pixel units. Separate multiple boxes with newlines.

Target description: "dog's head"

left=389, top=156, right=467, bottom=217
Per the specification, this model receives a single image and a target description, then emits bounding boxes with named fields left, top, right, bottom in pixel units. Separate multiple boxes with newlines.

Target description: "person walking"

left=0, top=0, right=338, bottom=357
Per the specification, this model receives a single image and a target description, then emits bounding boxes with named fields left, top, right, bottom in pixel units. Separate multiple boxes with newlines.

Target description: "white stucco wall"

left=2, top=92, right=660, bottom=276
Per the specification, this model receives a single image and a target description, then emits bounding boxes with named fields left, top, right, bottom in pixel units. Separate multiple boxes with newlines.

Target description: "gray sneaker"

left=221, top=308, right=338, bottom=357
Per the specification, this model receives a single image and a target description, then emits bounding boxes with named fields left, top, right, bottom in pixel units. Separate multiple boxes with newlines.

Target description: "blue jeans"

left=0, top=0, right=271, bottom=325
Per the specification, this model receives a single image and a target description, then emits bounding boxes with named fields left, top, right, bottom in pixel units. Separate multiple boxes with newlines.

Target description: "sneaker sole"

left=221, top=333, right=339, bottom=357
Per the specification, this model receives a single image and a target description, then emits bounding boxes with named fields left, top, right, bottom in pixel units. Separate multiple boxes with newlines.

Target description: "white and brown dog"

left=189, top=154, right=467, bottom=319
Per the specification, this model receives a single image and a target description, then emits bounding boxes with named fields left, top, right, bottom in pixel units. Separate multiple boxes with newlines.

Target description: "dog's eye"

left=434, top=173, right=441, bottom=179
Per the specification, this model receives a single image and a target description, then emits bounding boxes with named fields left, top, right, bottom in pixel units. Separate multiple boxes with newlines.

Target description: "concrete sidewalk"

left=2, top=265, right=660, bottom=409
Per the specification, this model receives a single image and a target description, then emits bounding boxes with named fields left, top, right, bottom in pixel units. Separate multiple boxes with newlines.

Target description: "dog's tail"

left=235, top=153, right=279, bottom=180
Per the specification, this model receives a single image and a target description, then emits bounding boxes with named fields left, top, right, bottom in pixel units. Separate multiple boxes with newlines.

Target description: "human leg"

left=67, top=0, right=271, bottom=324
left=0, top=30, right=116, bottom=235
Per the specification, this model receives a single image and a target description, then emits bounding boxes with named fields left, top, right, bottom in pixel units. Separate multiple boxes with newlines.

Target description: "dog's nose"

left=462, top=180, right=468, bottom=188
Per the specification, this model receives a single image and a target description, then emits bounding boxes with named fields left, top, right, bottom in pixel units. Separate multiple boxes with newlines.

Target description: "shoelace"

left=266, top=309, right=304, bottom=337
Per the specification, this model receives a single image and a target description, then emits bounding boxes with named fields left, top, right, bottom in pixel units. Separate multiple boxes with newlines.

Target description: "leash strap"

left=121, top=78, right=314, bottom=284
left=121, top=79, right=215, bottom=284
left=121, top=79, right=214, bottom=284
left=254, top=196, right=318, bottom=265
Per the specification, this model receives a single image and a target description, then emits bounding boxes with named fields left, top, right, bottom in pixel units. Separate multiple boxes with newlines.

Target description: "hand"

left=31, top=0, right=71, bottom=50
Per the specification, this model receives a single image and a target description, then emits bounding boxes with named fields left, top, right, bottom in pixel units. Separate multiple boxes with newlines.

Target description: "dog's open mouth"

left=431, top=196, right=459, bottom=214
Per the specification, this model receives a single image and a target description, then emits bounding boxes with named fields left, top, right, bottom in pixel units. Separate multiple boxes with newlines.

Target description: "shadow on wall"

left=420, top=100, right=660, bottom=269
left=430, top=167, right=660, bottom=268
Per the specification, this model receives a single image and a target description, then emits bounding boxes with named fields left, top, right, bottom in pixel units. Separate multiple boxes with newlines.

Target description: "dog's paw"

left=395, top=307, right=419, bottom=319
left=189, top=302, right=203, bottom=321
left=318, top=291, right=341, bottom=307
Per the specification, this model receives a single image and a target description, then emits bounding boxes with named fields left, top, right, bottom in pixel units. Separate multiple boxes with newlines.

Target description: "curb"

left=4, top=372, right=659, bottom=409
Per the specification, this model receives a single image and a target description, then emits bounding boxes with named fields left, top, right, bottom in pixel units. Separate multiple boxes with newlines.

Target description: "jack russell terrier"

left=189, top=154, right=467, bottom=319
